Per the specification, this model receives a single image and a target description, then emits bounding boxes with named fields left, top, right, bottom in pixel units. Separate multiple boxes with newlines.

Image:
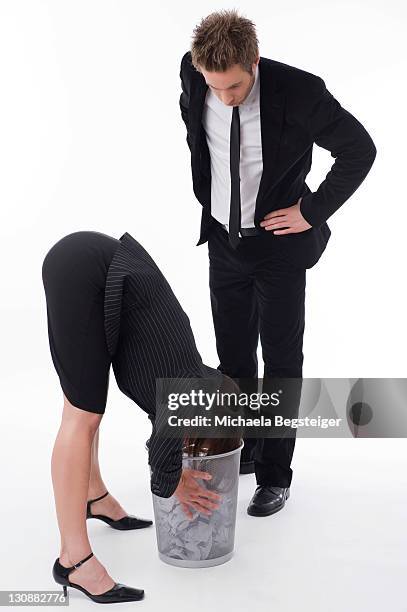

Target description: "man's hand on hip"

left=260, top=197, right=312, bottom=235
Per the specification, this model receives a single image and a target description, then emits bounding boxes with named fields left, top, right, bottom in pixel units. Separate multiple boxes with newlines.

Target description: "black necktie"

left=228, top=105, right=241, bottom=249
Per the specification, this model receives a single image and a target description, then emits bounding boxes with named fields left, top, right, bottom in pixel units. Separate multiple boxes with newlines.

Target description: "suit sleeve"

left=179, top=52, right=192, bottom=151
left=148, top=431, right=183, bottom=498
left=148, top=378, right=183, bottom=498
left=148, top=375, right=194, bottom=499
left=299, top=78, right=377, bottom=228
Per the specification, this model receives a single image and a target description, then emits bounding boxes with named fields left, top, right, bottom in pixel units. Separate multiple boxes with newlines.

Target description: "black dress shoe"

left=247, top=485, right=290, bottom=516
left=87, top=491, right=153, bottom=531
left=52, top=551, right=144, bottom=603
left=239, top=460, right=255, bottom=475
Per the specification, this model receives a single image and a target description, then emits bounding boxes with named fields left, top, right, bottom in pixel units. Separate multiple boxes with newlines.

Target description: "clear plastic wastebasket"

left=151, top=441, right=244, bottom=568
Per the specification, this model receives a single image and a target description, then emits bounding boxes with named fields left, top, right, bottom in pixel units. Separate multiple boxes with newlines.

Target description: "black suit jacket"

left=179, top=52, right=376, bottom=268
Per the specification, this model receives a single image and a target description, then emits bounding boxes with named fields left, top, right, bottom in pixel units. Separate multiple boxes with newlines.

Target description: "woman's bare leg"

left=52, top=394, right=116, bottom=595
left=87, top=427, right=129, bottom=520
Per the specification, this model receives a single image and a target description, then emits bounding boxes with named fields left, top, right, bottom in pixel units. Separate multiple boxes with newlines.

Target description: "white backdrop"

left=0, top=1, right=406, bottom=610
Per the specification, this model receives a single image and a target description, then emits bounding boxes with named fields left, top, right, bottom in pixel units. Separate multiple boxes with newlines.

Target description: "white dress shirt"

left=202, top=65, right=263, bottom=229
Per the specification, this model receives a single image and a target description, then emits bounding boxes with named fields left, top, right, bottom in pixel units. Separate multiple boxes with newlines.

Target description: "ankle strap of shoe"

left=87, top=491, right=109, bottom=505
left=71, top=552, right=94, bottom=570
left=59, top=551, right=94, bottom=575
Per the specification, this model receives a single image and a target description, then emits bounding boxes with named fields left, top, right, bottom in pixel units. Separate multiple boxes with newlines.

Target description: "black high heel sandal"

left=86, top=491, right=153, bottom=531
left=52, top=551, right=144, bottom=603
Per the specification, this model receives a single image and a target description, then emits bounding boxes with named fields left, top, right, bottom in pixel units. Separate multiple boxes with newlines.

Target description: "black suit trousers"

left=208, top=221, right=306, bottom=487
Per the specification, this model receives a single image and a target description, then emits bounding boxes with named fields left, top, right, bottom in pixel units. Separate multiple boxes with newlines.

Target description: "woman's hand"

left=174, top=469, right=221, bottom=519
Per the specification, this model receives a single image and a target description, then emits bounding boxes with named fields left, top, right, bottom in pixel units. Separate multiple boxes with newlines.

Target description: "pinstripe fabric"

left=104, top=232, right=224, bottom=497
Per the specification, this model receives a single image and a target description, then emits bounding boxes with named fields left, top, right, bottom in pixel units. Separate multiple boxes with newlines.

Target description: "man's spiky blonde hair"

left=191, top=9, right=259, bottom=73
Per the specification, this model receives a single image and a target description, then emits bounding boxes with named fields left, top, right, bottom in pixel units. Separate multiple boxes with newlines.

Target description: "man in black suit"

left=178, top=9, right=376, bottom=517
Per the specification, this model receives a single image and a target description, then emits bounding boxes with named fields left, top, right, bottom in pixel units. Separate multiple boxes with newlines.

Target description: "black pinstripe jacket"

left=103, top=232, right=223, bottom=498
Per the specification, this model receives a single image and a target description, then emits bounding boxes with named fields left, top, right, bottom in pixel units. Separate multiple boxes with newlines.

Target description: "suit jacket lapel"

left=255, top=58, right=286, bottom=219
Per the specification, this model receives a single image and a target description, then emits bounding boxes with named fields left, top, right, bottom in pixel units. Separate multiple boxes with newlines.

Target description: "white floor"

left=1, top=370, right=406, bottom=611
